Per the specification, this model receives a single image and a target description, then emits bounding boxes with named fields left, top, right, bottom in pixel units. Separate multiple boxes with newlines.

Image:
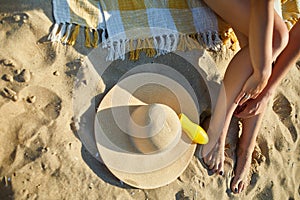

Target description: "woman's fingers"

left=251, top=89, right=260, bottom=99
left=239, top=92, right=252, bottom=105
left=234, top=102, right=254, bottom=118
left=235, top=86, right=255, bottom=106
left=235, top=108, right=255, bottom=118
left=235, top=91, right=246, bottom=104
left=235, top=98, right=265, bottom=118
left=235, top=72, right=270, bottom=105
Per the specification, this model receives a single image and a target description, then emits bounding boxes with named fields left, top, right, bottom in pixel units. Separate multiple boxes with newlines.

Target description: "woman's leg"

left=231, top=114, right=263, bottom=193
left=201, top=0, right=288, bottom=174
left=232, top=21, right=300, bottom=193
left=202, top=46, right=253, bottom=174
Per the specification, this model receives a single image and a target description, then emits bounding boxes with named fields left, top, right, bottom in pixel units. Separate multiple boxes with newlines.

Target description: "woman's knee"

left=272, top=21, right=289, bottom=58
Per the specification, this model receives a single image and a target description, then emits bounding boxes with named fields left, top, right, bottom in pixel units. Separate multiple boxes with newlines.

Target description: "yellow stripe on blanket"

left=118, top=0, right=147, bottom=10
left=168, top=0, right=190, bottom=9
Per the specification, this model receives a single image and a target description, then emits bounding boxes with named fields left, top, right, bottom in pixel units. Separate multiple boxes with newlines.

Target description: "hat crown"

left=129, top=104, right=181, bottom=154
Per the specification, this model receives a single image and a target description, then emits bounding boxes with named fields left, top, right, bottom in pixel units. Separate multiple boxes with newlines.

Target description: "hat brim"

left=109, top=141, right=195, bottom=189
left=73, top=50, right=216, bottom=163
left=95, top=72, right=199, bottom=189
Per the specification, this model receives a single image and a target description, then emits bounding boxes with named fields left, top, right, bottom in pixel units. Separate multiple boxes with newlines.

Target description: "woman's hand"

left=235, top=69, right=271, bottom=105
left=234, top=90, right=272, bottom=118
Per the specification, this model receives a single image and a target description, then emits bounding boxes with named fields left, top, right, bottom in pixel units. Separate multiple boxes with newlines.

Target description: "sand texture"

left=0, top=1, right=299, bottom=200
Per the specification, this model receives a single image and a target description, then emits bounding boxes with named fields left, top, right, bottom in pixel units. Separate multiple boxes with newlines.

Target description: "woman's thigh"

left=203, top=0, right=287, bottom=42
left=203, top=0, right=251, bottom=35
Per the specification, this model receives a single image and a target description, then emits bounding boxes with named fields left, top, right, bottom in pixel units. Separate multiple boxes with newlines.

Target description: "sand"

left=0, top=1, right=299, bottom=200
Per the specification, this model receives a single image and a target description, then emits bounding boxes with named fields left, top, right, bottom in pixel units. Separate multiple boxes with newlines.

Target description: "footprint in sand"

left=255, top=182, right=274, bottom=199
left=0, top=12, right=57, bottom=67
left=0, top=86, right=62, bottom=174
left=0, top=176, right=13, bottom=200
left=0, top=12, right=29, bottom=26
left=272, top=93, right=298, bottom=143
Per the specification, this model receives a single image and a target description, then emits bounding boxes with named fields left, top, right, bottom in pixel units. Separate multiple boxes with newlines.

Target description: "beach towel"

left=48, top=0, right=299, bottom=61
left=49, top=0, right=233, bottom=60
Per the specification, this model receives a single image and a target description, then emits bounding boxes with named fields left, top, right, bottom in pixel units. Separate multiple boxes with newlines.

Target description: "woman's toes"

left=208, top=162, right=215, bottom=171
left=237, top=182, right=245, bottom=193
left=203, top=157, right=210, bottom=167
left=203, top=157, right=216, bottom=173
left=231, top=177, right=241, bottom=193
left=239, top=183, right=245, bottom=193
left=234, top=187, right=238, bottom=193
left=231, top=178, right=247, bottom=193
left=233, top=185, right=239, bottom=194
left=212, top=167, right=218, bottom=174
left=212, top=163, right=224, bottom=175
left=217, top=162, right=224, bottom=176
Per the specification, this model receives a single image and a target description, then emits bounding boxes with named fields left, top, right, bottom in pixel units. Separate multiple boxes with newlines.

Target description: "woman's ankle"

left=237, top=144, right=254, bottom=158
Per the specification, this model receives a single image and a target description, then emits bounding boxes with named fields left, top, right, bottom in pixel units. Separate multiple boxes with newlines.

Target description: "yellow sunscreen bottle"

left=179, top=113, right=209, bottom=144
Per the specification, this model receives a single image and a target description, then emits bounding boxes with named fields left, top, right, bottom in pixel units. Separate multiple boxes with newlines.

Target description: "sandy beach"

left=0, top=1, right=299, bottom=199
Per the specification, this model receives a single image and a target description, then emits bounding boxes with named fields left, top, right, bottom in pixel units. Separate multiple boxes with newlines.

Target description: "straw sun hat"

left=94, top=68, right=200, bottom=189
left=73, top=50, right=216, bottom=189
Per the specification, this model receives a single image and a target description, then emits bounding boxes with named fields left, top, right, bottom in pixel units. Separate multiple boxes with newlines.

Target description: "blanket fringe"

left=85, top=27, right=92, bottom=48
left=217, top=16, right=240, bottom=52
left=219, top=28, right=239, bottom=52
left=67, top=24, right=80, bottom=46
left=282, top=0, right=300, bottom=30
left=144, top=38, right=157, bottom=57
left=48, top=23, right=59, bottom=41
left=84, top=28, right=99, bottom=48
left=61, top=24, right=73, bottom=44
left=48, top=23, right=228, bottom=61
left=48, top=23, right=67, bottom=42
left=48, top=23, right=76, bottom=44
left=48, top=23, right=103, bottom=47
left=105, top=30, right=224, bottom=61
left=92, top=29, right=99, bottom=48
left=106, top=40, right=115, bottom=61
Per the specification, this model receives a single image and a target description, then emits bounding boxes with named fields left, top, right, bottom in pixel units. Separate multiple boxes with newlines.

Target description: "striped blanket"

left=49, top=0, right=231, bottom=60
left=48, top=0, right=299, bottom=61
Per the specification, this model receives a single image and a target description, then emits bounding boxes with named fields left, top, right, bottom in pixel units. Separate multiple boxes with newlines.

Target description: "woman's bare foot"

left=201, top=138, right=225, bottom=175
left=230, top=114, right=263, bottom=193
left=231, top=146, right=253, bottom=193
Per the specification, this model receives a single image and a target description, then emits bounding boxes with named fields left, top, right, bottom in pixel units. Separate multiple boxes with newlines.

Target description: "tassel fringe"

left=282, top=0, right=300, bottom=30
left=84, top=28, right=99, bottom=48
left=61, top=24, right=72, bottom=44
left=92, top=29, right=99, bottom=48
left=48, top=23, right=102, bottom=48
left=107, top=31, right=224, bottom=61
left=48, top=23, right=67, bottom=42
left=48, top=23, right=59, bottom=41
left=67, top=24, right=80, bottom=46
left=48, top=23, right=229, bottom=60
left=219, top=28, right=239, bottom=52
left=85, top=27, right=92, bottom=48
